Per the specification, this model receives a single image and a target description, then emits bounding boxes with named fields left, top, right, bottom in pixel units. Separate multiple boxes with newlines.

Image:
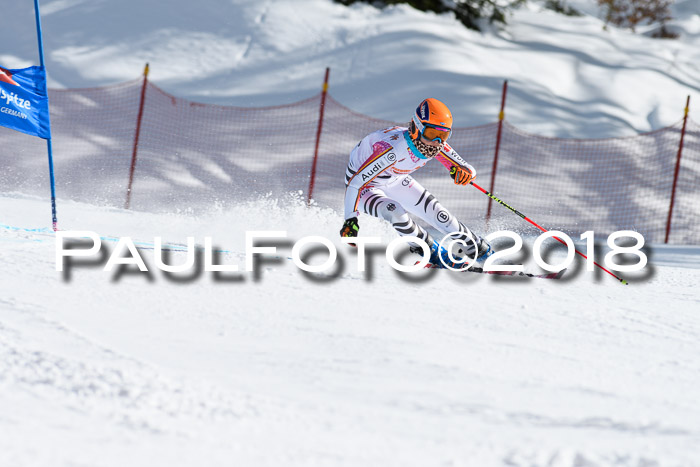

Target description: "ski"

left=424, top=263, right=567, bottom=280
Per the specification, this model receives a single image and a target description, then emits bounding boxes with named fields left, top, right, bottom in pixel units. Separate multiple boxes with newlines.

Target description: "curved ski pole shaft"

left=469, top=182, right=628, bottom=285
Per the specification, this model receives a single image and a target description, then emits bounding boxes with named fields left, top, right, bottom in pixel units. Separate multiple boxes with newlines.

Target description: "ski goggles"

left=413, top=115, right=451, bottom=143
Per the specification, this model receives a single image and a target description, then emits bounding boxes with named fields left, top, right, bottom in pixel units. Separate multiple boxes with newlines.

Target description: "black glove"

left=340, top=217, right=359, bottom=246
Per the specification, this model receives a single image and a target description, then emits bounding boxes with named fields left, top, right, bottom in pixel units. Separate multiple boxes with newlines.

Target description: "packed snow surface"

left=2, top=193, right=700, bottom=466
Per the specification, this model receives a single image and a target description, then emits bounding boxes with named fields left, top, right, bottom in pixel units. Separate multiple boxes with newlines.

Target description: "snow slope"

left=2, top=193, right=700, bottom=466
left=2, top=0, right=700, bottom=466
left=1, top=0, right=699, bottom=136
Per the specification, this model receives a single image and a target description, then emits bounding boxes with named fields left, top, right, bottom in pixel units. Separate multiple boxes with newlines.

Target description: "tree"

left=333, top=0, right=526, bottom=31
left=597, top=0, right=675, bottom=36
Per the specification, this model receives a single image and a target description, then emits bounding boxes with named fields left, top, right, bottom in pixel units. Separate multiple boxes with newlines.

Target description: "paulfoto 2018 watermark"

left=55, top=230, right=648, bottom=277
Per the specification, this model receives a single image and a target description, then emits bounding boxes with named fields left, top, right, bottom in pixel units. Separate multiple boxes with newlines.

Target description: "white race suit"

left=343, top=125, right=483, bottom=255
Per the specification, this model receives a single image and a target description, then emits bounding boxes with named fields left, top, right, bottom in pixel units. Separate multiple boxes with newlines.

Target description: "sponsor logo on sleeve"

left=361, top=159, right=388, bottom=181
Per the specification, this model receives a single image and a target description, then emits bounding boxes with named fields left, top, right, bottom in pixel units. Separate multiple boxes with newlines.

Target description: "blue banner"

left=0, top=65, right=51, bottom=139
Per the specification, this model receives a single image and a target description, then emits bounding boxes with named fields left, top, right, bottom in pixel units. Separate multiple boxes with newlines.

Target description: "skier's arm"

left=435, top=144, right=476, bottom=185
left=343, top=146, right=397, bottom=220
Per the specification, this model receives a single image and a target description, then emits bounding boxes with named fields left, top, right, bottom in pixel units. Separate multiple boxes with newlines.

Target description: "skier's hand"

left=340, top=217, right=359, bottom=247
left=450, top=166, right=475, bottom=185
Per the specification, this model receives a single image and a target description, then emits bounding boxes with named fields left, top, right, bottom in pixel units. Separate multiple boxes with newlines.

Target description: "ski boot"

left=474, top=237, right=493, bottom=265
left=410, top=241, right=464, bottom=269
left=410, top=236, right=493, bottom=269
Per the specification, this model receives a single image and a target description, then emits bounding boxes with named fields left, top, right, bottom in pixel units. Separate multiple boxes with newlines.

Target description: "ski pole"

left=468, top=179, right=628, bottom=285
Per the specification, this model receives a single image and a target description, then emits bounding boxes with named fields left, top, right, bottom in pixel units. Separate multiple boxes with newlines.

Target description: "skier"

left=339, top=98, right=492, bottom=268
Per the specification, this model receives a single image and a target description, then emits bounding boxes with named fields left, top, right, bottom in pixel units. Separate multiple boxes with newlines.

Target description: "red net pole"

left=664, top=95, right=690, bottom=244
left=307, top=67, right=330, bottom=205
left=125, top=63, right=149, bottom=210
left=486, top=80, right=508, bottom=224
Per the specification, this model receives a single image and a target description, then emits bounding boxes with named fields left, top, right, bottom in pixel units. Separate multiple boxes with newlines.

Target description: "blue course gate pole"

left=34, top=0, right=58, bottom=231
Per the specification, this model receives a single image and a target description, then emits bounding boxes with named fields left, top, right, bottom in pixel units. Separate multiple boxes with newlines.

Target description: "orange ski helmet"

left=409, top=98, right=453, bottom=143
